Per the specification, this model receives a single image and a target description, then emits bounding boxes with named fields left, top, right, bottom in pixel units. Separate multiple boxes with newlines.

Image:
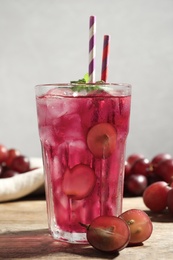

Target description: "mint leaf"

left=84, top=73, right=89, bottom=83
left=70, top=73, right=89, bottom=84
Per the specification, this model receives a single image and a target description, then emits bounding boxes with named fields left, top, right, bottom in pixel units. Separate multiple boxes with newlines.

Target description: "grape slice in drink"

left=87, top=123, right=117, bottom=159
left=62, top=164, right=96, bottom=200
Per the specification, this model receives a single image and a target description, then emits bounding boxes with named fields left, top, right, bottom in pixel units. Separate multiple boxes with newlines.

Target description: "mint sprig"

left=70, top=74, right=105, bottom=93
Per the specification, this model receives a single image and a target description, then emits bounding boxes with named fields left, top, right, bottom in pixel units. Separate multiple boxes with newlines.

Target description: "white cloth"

left=0, top=158, right=44, bottom=202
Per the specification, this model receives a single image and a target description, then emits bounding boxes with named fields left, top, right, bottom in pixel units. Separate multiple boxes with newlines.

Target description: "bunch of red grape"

left=0, top=143, right=31, bottom=178
left=124, top=153, right=173, bottom=215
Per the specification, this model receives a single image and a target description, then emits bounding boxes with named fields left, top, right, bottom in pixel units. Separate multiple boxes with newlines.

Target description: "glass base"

left=51, top=229, right=88, bottom=244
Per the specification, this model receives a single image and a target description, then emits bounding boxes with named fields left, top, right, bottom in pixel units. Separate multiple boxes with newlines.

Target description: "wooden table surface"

left=0, top=195, right=172, bottom=260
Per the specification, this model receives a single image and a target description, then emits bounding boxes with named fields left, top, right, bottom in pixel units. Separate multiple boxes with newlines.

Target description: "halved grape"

left=87, top=123, right=116, bottom=159
left=82, top=215, right=130, bottom=252
left=119, top=209, right=153, bottom=245
left=62, top=164, right=96, bottom=200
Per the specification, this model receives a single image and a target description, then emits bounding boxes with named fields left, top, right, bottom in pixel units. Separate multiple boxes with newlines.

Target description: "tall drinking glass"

left=35, top=83, right=131, bottom=243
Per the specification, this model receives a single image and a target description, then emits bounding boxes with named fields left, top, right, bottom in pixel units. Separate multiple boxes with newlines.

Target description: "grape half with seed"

left=81, top=215, right=130, bottom=252
left=87, top=123, right=117, bottom=159
left=119, top=209, right=153, bottom=245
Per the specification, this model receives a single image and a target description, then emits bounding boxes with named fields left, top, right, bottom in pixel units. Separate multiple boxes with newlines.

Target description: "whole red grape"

left=125, top=174, right=148, bottom=196
left=143, top=181, right=171, bottom=212
left=150, top=153, right=172, bottom=171
left=5, top=148, right=21, bottom=167
left=155, top=159, right=173, bottom=184
left=11, top=155, right=30, bottom=173
left=0, top=144, right=8, bottom=163
left=130, top=158, right=150, bottom=177
left=127, top=153, right=145, bottom=167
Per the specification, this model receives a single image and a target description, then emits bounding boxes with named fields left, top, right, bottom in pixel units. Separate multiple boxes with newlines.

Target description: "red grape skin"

left=0, top=144, right=8, bottom=163
left=10, top=155, right=30, bottom=173
left=147, top=171, right=163, bottom=186
left=124, top=161, right=131, bottom=178
left=119, top=209, right=153, bottom=245
left=150, top=153, right=172, bottom=171
left=125, top=174, right=148, bottom=196
left=5, top=148, right=21, bottom=167
left=127, top=154, right=145, bottom=167
left=143, top=181, right=171, bottom=212
left=1, top=169, right=18, bottom=178
left=167, top=188, right=173, bottom=215
left=130, top=158, right=150, bottom=177
left=0, top=145, right=32, bottom=177
left=155, top=159, right=173, bottom=184
left=0, top=165, right=3, bottom=176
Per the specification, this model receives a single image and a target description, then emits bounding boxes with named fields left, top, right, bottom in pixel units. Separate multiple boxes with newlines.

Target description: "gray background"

left=0, top=0, right=173, bottom=160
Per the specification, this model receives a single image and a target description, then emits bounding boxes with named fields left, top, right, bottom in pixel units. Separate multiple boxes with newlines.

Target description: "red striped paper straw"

left=88, top=16, right=96, bottom=83
left=101, top=35, right=110, bottom=82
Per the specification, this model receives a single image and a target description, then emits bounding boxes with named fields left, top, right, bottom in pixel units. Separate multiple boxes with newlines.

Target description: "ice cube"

left=46, top=90, right=79, bottom=121
left=39, top=126, right=56, bottom=146
left=53, top=113, right=84, bottom=143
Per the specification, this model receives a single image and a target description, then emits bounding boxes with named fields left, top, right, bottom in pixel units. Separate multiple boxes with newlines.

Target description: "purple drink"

left=35, top=83, right=131, bottom=243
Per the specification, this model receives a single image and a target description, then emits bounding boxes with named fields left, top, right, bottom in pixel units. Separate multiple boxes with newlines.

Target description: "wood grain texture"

left=0, top=196, right=173, bottom=260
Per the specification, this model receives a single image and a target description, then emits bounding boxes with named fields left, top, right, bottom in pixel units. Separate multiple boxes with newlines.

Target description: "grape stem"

left=79, top=222, right=90, bottom=230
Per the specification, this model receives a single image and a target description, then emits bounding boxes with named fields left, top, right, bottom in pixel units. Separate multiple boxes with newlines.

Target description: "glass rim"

left=35, top=82, right=132, bottom=88
left=35, top=82, right=132, bottom=97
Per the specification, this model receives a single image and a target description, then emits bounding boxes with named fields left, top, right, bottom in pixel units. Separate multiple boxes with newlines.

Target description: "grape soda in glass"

left=35, top=83, right=131, bottom=243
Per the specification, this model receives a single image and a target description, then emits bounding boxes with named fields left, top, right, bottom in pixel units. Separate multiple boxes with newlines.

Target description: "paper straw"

left=88, top=16, right=96, bottom=83
left=101, top=35, right=110, bottom=82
